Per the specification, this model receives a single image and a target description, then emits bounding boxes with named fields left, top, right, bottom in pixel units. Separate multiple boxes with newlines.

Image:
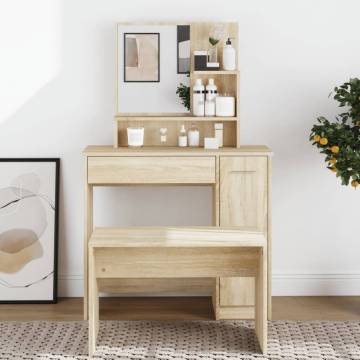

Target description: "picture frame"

left=177, top=25, right=190, bottom=74
left=124, top=32, right=160, bottom=82
left=0, top=158, right=60, bottom=303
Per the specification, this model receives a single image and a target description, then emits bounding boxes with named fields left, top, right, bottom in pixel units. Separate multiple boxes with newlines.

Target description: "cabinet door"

left=219, top=156, right=267, bottom=308
left=220, top=156, right=267, bottom=229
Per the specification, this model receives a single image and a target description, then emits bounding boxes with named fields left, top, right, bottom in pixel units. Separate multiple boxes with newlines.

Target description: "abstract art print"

left=177, top=25, right=190, bottom=74
left=124, top=33, right=160, bottom=82
left=0, top=159, right=59, bottom=303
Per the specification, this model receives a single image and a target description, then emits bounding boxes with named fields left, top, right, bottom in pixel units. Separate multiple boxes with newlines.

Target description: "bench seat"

left=89, top=226, right=266, bottom=247
left=88, top=226, right=267, bottom=356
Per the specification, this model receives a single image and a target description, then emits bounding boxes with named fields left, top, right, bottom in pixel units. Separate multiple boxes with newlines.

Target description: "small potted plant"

left=208, top=25, right=227, bottom=63
left=310, top=78, right=360, bottom=188
left=176, top=82, right=190, bottom=111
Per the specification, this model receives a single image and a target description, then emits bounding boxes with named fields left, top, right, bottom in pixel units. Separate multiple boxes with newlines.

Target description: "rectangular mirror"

left=117, top=23, right=190, bottom=115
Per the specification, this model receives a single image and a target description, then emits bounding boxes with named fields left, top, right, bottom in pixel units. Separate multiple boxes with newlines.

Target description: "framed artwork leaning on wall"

left=0, top=158, right=60, bottom=303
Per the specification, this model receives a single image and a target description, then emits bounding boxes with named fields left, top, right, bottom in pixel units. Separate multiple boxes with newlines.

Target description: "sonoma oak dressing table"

left=83, top=21, right=272, bottom=354
left=83, top=145, right=272, bottom=321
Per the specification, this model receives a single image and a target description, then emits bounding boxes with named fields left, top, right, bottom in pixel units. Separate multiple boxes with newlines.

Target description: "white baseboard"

left=58, top=273, right=360, bottom=297
left=272, top=273, right=360, bottom=296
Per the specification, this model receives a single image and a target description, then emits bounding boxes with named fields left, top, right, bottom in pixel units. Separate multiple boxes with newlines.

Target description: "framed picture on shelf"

left=177, top=25, right=190, bottom=74
left=124, top=32, right=160, bottom=82
left=0, top=158, right=60, bottom=303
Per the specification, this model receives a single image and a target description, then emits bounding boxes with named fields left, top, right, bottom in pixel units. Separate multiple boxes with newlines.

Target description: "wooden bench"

left=88, top=226, right=267, bottom=356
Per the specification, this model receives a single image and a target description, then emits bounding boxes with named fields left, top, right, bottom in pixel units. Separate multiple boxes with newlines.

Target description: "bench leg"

left=89, top=248, right=99, bottom=357
left=255, top=247, right=267, bottom=353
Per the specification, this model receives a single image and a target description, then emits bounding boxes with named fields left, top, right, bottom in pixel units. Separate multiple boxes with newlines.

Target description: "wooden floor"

left=0, top=297, right=359, bottom=321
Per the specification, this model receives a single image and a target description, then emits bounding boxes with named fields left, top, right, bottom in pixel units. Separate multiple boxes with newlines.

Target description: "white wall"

left=1, top=0, right=360, bottom=297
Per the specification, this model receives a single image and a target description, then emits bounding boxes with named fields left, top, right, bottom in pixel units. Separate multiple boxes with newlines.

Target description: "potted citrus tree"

left=310, top=78, right=360, bottom=188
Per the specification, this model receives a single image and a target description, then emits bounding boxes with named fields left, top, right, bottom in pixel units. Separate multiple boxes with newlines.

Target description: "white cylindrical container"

left=195, top=100, right=205, bottom=116
left=193, top=79, right=205, bottom=116
left=215, top=96, right=235, bottom=117
left=205, top=100, right=215, bottom=116
left=206, top=78, right=217, bottom=102
left=188, top=124, right=200, bottom=147
left=214, top=123, right=223, bottom=147
left=127, top=127, right=144, bottom=147
left=178, top=124, right=188, bottom=147
left=222, top=38, right=236, bottom=71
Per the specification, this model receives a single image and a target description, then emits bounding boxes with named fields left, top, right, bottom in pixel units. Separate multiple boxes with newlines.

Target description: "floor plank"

left=0, top=297, right=359, bottom=321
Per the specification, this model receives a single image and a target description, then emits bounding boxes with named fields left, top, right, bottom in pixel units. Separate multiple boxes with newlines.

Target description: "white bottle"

left=205, top=100, right=215, bottom=116
left=195, top=100, right=205, bottom=116
left=188, top=124, right=200, bottom=147
left=214, top=123, right=223, bottom=147
left=193, top=79, right=205, bottom=116
left=205, top=79, right=217, bottom=116
left=222, top=38, right=236, bottom=71
left=178, top=124, right=187, bottom=147
left=206, top=78, right=217, bottom=102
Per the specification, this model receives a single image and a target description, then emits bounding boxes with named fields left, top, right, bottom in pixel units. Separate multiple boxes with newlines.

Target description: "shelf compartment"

left=115, top=119, right=237, bottom=148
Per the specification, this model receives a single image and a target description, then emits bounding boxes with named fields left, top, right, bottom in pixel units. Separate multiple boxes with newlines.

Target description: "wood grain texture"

left=83, top=145, right=273, bottom=156
left=89, top=227, right=266, bottom=248
left=87, top=156, right=216, bottom=184
left=267, top=156, right=272, bottom=319
left=83, top=156, right=93, bottom=320
left=92, top=247, right=260, bottom=278
left=218, top=156, right=267, bottom=317
left=255, top=247, right=267, bottom=353
left=217, top=305, right=255, bottom=319
left=220, top=277, right=255, bottom=306
left=98, top=278, right=215, bottom=295
left=220, top=156, right=268, bottom=229
left=89, top=247, right=98, bottom=356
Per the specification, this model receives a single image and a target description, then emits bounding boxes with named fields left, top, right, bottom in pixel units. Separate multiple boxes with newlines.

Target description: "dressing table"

left=83, top=21, right=272, bottom=354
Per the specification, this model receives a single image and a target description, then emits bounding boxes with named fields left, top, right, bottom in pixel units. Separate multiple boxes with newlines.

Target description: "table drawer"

left=87, top=156, right=216, bottom=184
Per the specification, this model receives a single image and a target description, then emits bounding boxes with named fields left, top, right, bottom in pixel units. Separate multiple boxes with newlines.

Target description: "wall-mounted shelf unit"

left=114, top=22, right=239, bottom=148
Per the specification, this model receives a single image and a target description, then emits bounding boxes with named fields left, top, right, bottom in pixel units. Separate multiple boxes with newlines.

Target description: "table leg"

left=255, top=247, right=267, bottom=353
left=89, top=247, right=98, bottom=357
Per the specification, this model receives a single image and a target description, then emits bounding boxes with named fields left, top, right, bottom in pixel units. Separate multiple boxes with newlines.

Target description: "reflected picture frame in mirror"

left=124, top=32, right=160, bottom=83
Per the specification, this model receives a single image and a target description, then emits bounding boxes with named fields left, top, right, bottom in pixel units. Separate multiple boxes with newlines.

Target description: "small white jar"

left=215, top=96, right=235, bottom=117
left=127, top=127, right=144, bottom=147
left=188, top=124, right=200, bottom=147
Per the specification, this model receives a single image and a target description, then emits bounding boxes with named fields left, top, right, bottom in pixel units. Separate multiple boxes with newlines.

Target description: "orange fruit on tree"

left=330, top=166, right=337, bottom=173
left=320, top=137, right=328, bottom=145
left=331, top=145, right=339, bottom=154
left=313, top=134, right=321, bottom=142
left=329, top=158, right=337, bottom=164
left=351, top=180, right=359, bottom=188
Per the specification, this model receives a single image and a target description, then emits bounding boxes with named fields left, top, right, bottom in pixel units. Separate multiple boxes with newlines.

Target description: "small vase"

left=208, top=45, right=217, bottom=63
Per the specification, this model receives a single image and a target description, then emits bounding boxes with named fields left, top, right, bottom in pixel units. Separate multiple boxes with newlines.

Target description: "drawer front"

left=88, top=156, right=216, bottom=184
